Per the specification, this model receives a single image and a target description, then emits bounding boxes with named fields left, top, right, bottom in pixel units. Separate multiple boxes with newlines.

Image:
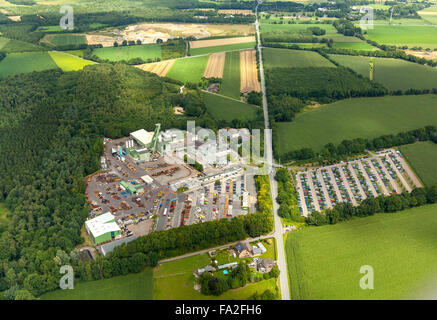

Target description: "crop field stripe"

left=220, top=51, right=241, bottom=99
left=203, top=52, right=225, bottom=78
left=263, top=47, right=336, bottom=69
left=48, top=51, right=97, bottom=72
left=189, top=42, right=256, bottom=56
left=136, top=59, right=176, bottom=77
left=240, top=49, right=261, bottom=93
left=92, top=44, right=162, bottom=62
left=190, top=36, right=256, bottom=49
left=0, top=52, right=59, bottom=78
left=165, top=55, right=209, bottom=83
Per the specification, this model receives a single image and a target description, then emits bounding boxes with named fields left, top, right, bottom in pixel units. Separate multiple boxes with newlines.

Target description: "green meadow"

left=399, top=141, right=437, bottom=187
left=92, top=44, right=162, bottom=62
left=220, top=50, right=241, bottom=99
left=166, top=55, right=209, bottom=83
left=364, top=25, right=437, bottom=49
left=275, top=95, right=437, bottom=155
left=329, top=54, right=437, bottom=90
left=190, top=42, right=255, bottom=56
left=0, top=52, right=58, bottom=78
left=49, top=51, right=96, bottom=72
left=204, top=92, right=259, bottom=122
left=263, top=48, right=335, bottom=69
left=286, top=203, right=437, bottom=299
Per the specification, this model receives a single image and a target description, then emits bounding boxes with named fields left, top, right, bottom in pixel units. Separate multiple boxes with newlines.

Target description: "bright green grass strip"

left=263, top=47, right=335, bottom=69
left=40, top=268, right=154, bottom=300
left=166, top=55, right=209, bottom=83
left=286, top=203, right=437, bottom=299
left=0, top=52, right=58, bottom=78
left=332, top=42, right=377, bottom=51
left=190, top=42, right=255, bottom=56
left=0, top=37, right=9, bottom=50
left=275, top=95, right=437, bottom=155
left=220, top=50, right=241, bottom=99
left=399, top=141, right=437, bottom=187
left=49, top=51, right=96, bottom=72
left=364, top=25, right=437, bottom=49
left=329, top=54, right=437, bottom=90
left=92, top=44, right=162, bottom=62
left=204, top=92, right=259, bottom=122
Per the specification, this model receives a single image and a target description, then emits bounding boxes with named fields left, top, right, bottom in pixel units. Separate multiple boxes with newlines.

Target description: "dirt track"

left=136, top=60, right=175, bottom=77
left=240, top=49, right=261, bottom=93
left=190, top=36, right=255, bottom=49
left=203, top=52, right=226, bottom=78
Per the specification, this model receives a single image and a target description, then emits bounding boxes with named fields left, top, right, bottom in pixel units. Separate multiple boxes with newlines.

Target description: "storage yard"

left=84, top=125, right=256, bottom=255
left=295, top=149, right=422, bottom=217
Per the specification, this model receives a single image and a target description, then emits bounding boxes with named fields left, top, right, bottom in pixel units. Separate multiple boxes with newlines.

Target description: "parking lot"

left=295, top=149, right=422, bottom=217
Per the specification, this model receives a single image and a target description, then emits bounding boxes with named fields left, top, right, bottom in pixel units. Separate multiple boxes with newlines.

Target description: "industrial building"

left=85, top=212, right=122, bottom=245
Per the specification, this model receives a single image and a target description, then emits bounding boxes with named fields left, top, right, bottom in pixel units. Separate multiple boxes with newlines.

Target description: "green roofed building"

left=85, top=212, right=122, bottom=245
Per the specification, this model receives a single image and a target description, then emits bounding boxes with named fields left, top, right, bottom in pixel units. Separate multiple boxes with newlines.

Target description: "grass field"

left=0, top=52, right=58, bottom=78
left=154, top=254, right=278, bottom=300
left=166, top=55, right=209, bottom=83
left=92, top=44, right=162, bottom=62
left=220, top=51, right=241, bottom=99
left=286, top=203, right=437, bottom=299
left=0, top=202, right=9, bottom=234
left=190, top=42, right=255, bottom=56
left=263, top=48, right=335, bottom=69
left=260, top=22, right=337, bottom=34
left=329, top=54, right=437, bottom=90
left=419, top=5, right=437, bottom=25
left=41, top=268, right=154, bottom=300
left=204, top=92, right=259, bottom=122
left=0, top=37, right=44, bottom=53
left=50, top=34, right=87, bottom=47
left=399, top=141, right=437, bottom=187
left=332, top=42, right=377, bottom=51
left=364, top=25, right=437, bottom=49
left=275, top=95, right=437, bottom=155
left=49, top=51, right=96, bottom=72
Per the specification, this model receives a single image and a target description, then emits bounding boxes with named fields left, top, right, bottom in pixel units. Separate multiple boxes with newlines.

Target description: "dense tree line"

left=275, top=169, right=304, bottom=222
left=307, top=185, right=437, bottom=226
left=279, top=126, right=437, bottom=163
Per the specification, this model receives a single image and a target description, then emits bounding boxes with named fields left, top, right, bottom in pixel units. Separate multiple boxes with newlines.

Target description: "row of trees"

left=275, top=169, right=304, bottom=222
left=307, top=185, right=437, bottom=226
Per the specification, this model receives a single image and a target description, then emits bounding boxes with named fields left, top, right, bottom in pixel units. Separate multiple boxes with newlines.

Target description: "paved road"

left=255, top=1, right=290, bottom=300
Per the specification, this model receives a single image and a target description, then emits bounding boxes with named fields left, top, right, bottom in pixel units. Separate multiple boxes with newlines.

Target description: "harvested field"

left=240, top=49, right=261, bottom=93
left=203, top=52, right=226, bottom=78
left=405, top=49, right=437, bottom=61
left=218, top=9, right=254, bottom=15
left=190, top=36, right=255, bottom=49
left=136, top=59, right=175, bottom=77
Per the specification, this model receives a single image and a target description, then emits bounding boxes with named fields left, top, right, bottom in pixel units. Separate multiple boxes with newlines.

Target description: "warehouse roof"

left=85, top=212, right=121, bottom=238
left=141, top=175, right=154, bottom=184
left=130, top=129, right=153, bottom=146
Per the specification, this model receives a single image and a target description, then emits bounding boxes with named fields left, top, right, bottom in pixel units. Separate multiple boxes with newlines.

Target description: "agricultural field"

left=154, top=253, right=278, bottom=300
left=286, top=203, right=437, bottom=299
left=240, top=49, right=261, bottom=93
left=203, top=52, right=226, bottom=78
left=190, top=36, right=255, bottom=49
left=220, top=51, right=241, bottom=99
left=260, top=22, right=337, bottom=34
left=329, top=54, right=437, bottom=90
left=331, top=42, right=377, bottom=51
left=41, top=268, right=154, bottom=300
left=48, top=51, right=97, bottom=72
left=399, top=141, right=437, bottom=187
left=275, top=95, right=437, bottom=155
left=263, top=48, right=335, bottom=69
left=41, top=34, right=88, bottom=48
left=0, top=52, right=58, bottom=78
left=190, top=42, right=256, bottom=56
left=92, top=43, right=162, bottom=62
left=0, top=37, right=45, bottom=53
left=364, top=25, right=437, bottom=49
left=418, top=5, right=437, bottom=25
left=204, top=92, right=259, bottom=122
left=136, top=59, right=175, bottom=77
left=166, top=55, right=209, bottom=83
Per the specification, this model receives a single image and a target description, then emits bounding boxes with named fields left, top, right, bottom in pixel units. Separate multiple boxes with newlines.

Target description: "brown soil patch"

left=136, top=59, right=176, bottom=77
left=405, top=49, right=437, bottom=60
left=240, top=49, right=261, bottom=93
left=203, top=52, right=226, bottom=78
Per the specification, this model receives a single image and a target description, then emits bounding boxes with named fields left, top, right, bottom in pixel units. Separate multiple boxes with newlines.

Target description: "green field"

left=93, top=44, right=162, bottom=62
left=0, top=52, right=58, bottom=78
left=50, top=34, right=87, bottom=47
left=263, top=48, right=335, bottom=69
left=0, top=202, right=9, bottom=234
left=0, top=37, right=9, bottom=50
left=204, top=92, right=259, bottom=122
left=41, top=268, right=154, bottom=300
left=49, top=51, right=96, bottom=72
left=219, top=51, right=241, bottom=99
left=286, top=203, right=437, bottom=299
left=399, top=141, right=437, bottom=187
left=364, top=25, right=437, bottom=49
left=275, top=95, right=437, bottom=155
left=332, top=42, right=377, bottom=51
left=154, top=254, right=278, bottom=300
left=419, top=5, right=437, bottom=25
left=166, top=55, right=209, bottom=83
left=190, top=42, right=255, bottom=56
left=329, top=54, right=437, bottom=90
left=260, top=22, right=337, bottom=34
left=0, top=37, right=44, bottom=53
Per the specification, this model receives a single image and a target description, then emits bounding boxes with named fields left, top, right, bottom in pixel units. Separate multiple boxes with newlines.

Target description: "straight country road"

left=255, top=0, right=290, bottom=300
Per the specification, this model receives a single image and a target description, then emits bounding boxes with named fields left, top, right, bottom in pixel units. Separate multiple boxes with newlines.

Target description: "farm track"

left=203, top=52, right=226, bottom=78
left=240, top=49, right=261, bottom=93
